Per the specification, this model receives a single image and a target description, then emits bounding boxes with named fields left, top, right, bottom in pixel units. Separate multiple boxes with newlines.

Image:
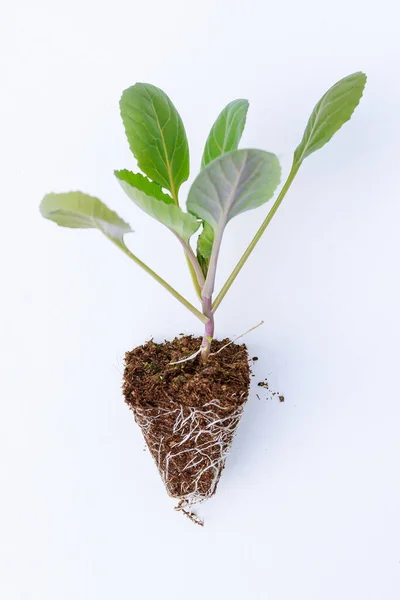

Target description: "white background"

left=1, top=1, right=400, bottom=598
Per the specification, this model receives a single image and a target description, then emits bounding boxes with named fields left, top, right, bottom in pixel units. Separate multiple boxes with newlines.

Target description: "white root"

left=169, top=348, right=202, bottom=366
left=169, top=320, right=264, bottom=365
left=133, top=396, right=247, bottom=506
left=174, top=500, right=204, bottom=526
left=209, top=321, right=264, bottom=356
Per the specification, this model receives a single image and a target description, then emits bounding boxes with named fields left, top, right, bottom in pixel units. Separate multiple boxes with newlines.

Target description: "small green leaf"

left=294, top=72, right=367, bottom=165
left=115, top=170, right=200, bottom=242
left=197, top=221, right=214, bottom=259
left=40, top=192, right=132, bottom=247
left=196, top=221, right=214, bottom=276
left=201, top=99, right=249, bottom=168
left=116, top=170, right=175, bottom=205
left=120, top=83, right=190, bottom=200
left=187, top=149, right=281, bottom=235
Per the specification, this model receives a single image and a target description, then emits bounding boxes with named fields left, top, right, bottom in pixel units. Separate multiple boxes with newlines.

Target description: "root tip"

left=175, top=500, right=204, bottom=527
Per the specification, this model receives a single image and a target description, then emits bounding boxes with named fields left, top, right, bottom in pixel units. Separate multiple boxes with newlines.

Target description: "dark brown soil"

left=123, top=336, right=250, bottom=503
left=258, top=379, right=269, bottom=388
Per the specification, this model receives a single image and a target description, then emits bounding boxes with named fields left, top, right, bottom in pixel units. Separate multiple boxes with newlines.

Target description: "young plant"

left=40, top=73, right=366, bottom=362
left=40, top=73, right=366, bottom=516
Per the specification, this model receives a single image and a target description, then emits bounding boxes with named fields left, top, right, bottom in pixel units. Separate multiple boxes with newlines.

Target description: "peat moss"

left=123, top=335, right=250, bottom=409
left=123, top=336, right=250, bottom=501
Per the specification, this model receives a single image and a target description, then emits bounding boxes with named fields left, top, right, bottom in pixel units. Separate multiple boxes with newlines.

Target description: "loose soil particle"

left=258, top=380, right=269, bottom=389
left=123, top=336, right=250, bottom=503
left=257, top=378, right=285, bottom=402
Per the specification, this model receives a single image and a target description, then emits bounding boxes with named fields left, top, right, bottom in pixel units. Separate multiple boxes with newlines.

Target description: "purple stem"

left=200, top=296, right=214, bottom=360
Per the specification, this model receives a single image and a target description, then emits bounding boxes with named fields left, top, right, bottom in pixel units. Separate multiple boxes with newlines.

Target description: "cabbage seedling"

left=41, top=72, right=366, bottom=360
left=40, top=73, right=366, bottom=513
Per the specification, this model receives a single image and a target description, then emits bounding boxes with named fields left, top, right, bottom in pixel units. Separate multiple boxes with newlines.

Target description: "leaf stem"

left=212, top=161, right=301, bottom=312
left=202, top=225, right=224, bottom=300
left=172, top=189, right=204, bottom=301
left=114, top=239, right=208, bottom=323
left=178, top=240, right=205, bottom=301
left=185, top=254, right=202, bottom=300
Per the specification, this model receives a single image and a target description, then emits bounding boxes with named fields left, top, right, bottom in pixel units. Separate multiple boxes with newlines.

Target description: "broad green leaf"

left=187, top=149, right=281, bottom=236
left=120, top=83, right=190, bottom=199
left=115, top=170, right=200, bottom=242
left=294, top=72, right=367, bottom=165
left=40, top=192, right=131, bottom=247
left=201, top=99, right=249, bottom=168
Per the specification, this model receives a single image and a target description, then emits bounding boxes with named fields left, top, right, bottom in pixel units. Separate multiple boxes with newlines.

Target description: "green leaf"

left=40, top=191, right=208, bottom=323
left=115, top=170, right=200, bottom=242
left=116, top=170, right=174, bottom=204
left=201, top=99, right=249, bottom=168
left=294, top=72, right=367, bottom=165
left=199, top=98, right=249, bottom=263
left=120, top=83, right=190, bottom=200
left=187, top=149, right=281, bottom=235
left=40, top=192, right=132, bottom=247
left=196, top=221, right=214, bottom=276
left=197, top=221, right=214, bottom=259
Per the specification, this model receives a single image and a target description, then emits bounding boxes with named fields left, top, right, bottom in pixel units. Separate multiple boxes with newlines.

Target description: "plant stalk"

left=212, top=161, right=301, bottom=312
left=200, top=296, right=214, bottom=361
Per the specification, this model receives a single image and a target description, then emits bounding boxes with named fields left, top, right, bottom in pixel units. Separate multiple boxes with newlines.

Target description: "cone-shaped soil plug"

left=123, top=336, right=250, bottom=505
